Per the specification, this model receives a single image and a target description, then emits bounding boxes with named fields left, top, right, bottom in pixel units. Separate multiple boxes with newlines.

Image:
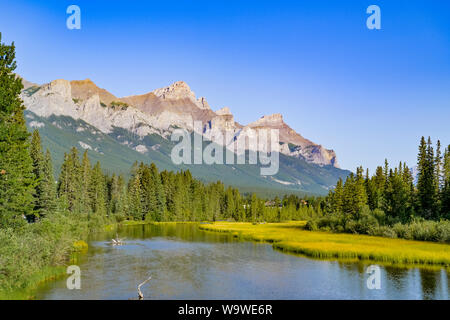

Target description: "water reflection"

left=35, top=223, right=449, bottom=300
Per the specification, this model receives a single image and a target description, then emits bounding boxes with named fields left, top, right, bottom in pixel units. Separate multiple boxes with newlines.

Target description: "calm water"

left=35, top=223, right=449, bottom=300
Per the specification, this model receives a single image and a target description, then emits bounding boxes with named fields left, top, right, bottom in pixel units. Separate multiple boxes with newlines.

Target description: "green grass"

left=0, top=265, right=67, bottom=300
left=0, top=211, right=107, bottom=300
left=199, top=221, right=450, bottom=267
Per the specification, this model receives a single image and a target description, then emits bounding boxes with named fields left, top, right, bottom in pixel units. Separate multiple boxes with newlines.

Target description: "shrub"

left=393, top=223, right=412, bottom=240
left=305, top=219, right=318, bottom=231
left=369, top=226, right=397, bottom=238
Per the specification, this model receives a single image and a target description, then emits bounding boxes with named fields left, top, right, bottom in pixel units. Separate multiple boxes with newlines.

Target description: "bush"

left=305, top=219, right=318, bottom=231
left=393, top=223, right=412, bottom=240
left=306, top=209, right=450, bottom=243
left=0, top=211, right=97, bottom=292
left=369, top=226, right=397, bottom=238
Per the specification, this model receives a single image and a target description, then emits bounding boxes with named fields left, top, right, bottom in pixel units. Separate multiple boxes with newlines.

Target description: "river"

left=35, top=223, right=449, bottom=300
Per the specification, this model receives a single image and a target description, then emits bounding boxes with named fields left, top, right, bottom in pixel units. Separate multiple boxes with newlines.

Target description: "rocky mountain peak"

left=216, top=107, right=232, bottom=115
left=70, top=78, right=118, bottom=106
left=248, top=113, right=284, bottom=128
left=153, top=81, right=194, bottom=100
left=152, top=81, right=211, bottom=110
left=45, top=79, right=72, bottom=98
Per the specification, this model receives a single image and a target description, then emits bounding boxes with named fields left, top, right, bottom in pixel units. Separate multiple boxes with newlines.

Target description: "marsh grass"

left=199, top=221, right=450, bottom=267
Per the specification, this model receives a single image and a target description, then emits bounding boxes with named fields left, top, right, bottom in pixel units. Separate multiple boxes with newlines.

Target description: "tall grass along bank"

left=199, top=221, right=450, bottom=267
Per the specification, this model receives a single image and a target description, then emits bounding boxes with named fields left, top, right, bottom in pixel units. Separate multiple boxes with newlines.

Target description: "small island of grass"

left=199, top=221, right=450, bottom=267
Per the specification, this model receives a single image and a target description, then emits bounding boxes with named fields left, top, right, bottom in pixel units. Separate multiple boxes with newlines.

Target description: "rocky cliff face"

left=246, top=114, right=338, bottom=167
left=20, top=77, right=339, bottom=168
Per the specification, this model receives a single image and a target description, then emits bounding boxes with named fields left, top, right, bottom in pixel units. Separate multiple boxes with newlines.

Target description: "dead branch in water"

left=137, top=276, right=152, bottom=300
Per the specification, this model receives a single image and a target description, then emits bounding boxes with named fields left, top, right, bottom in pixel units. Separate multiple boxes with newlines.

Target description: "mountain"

left=21, top=77, right=350, bottom=196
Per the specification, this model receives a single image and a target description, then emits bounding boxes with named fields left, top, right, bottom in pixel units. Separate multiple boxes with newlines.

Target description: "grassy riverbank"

left=199, top=221, right=450, bottom=267
left=0, top=219, right=197, bottom=299
left=0, top=212, right=101, bottom=300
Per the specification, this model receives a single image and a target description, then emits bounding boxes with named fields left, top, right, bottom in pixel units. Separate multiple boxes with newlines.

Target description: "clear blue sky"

left=1, top=0, right=449, bottom=172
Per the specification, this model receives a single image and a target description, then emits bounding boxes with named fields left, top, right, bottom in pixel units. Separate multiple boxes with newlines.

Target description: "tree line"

left=307, top=137, right=450, bottom=242
left=22, top=130, right=317, bottom=225
left=325, top=137, right=450, bottom=222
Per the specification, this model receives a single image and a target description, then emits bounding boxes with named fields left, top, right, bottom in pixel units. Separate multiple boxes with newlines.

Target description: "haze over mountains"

left=21, top=77, right=349, bottom=195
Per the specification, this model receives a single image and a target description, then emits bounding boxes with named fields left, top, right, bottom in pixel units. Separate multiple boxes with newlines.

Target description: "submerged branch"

left=137, top=276, right=152, bottom=300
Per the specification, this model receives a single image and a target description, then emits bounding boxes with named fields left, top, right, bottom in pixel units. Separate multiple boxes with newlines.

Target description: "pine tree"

left=0, top=33, right=36, bottom=228
left=372, top=166, right=386, bottom=210
left=79, top=150, right=91, bottom=214
left=29, top=130, right=56, bottom=217
left=29, top=129, right=45, bottom=218
left=57, top=147, right=82, bottom=212
left=329, top=178, right=343, bottom=213
left=150, top=163, right=165, bottom=221
left=128, top=172, right=143, bottom=220
left=89, top=161, right=107, bottom=216
left=384, top=165, right=411, bottom=222
left=435, top=140, right=442, bottom=192
left=417, top=137, right=437, bottom=219
left=40, top=149, right=56, bottom=214
left=354, top=166, right=368, bottom=217
left=139, top=164, right=155, bottom=220
left=109, top=174, right=128, bottom=218
left=442, top=145, right=450, bottom=218
left=250, top=193, right=258, bottom=222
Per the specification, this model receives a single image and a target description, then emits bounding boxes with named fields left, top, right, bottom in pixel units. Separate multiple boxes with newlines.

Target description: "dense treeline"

left=34, top=141, right=316, bottom=224
left=306, top=137, right=450, bottom=242
left=0, top=34, right=93, bottom=293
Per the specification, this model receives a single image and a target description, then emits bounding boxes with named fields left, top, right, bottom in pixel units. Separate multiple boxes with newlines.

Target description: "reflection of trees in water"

left=384, top=265, right=409, bottom=290
left=419, top=269, right=448, bottom=300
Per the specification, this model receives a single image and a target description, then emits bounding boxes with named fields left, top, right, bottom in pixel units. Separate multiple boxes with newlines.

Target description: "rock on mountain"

left=20, top=77, right=339, bottom=168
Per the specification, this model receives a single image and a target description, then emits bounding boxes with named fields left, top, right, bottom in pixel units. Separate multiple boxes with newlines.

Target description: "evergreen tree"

left=89, top=161, right=107, bottom=216
left=40, top=149, right=57, bottom=214
left=29, top=130, right=45, bottom=218
left=0, top=34, right=35, bottom=227
left=150, top=163, right=166, bottom=221
left=442, top=145, right=450, bottom=218
left=128, top=172, right=143, bottom=220
left=79, top=150, right=91, bottom=214
left=29, top=130, right=56, bottom=217
left=417, top=137, right=437, bottom=219
left=250, top=193, right=258, bottom=222
left=57, top=147, right=82, bottom=212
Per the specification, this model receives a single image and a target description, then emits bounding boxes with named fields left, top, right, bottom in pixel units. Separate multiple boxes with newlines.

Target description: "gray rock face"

left=21, top=78, right=340, bottom=168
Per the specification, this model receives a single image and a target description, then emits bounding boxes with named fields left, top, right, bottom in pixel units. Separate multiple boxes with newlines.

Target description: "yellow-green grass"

left=199, top=221, right=450, bottom=268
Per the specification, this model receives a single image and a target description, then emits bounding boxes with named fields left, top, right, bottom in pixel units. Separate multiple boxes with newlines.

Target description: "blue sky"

left=1, top=0, right=449, bottom=172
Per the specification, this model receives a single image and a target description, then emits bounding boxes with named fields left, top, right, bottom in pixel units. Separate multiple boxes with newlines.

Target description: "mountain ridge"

left=21, top=77, right=340, bottom=168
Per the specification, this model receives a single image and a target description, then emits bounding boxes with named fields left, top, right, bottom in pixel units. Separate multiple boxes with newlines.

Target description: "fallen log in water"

left=137, top=276, right=152, bottom=300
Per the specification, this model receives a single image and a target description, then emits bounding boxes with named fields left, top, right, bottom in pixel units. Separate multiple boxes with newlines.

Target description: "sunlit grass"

left=199, top=221, right=450, bottom=267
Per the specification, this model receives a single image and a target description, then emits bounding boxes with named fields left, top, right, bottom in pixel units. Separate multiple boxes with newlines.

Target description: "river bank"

left=0, top=220, right=198, bottom=300
left=33, top=222, right=450, bottom=299
left=199, top=221, right=450, bottom=268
